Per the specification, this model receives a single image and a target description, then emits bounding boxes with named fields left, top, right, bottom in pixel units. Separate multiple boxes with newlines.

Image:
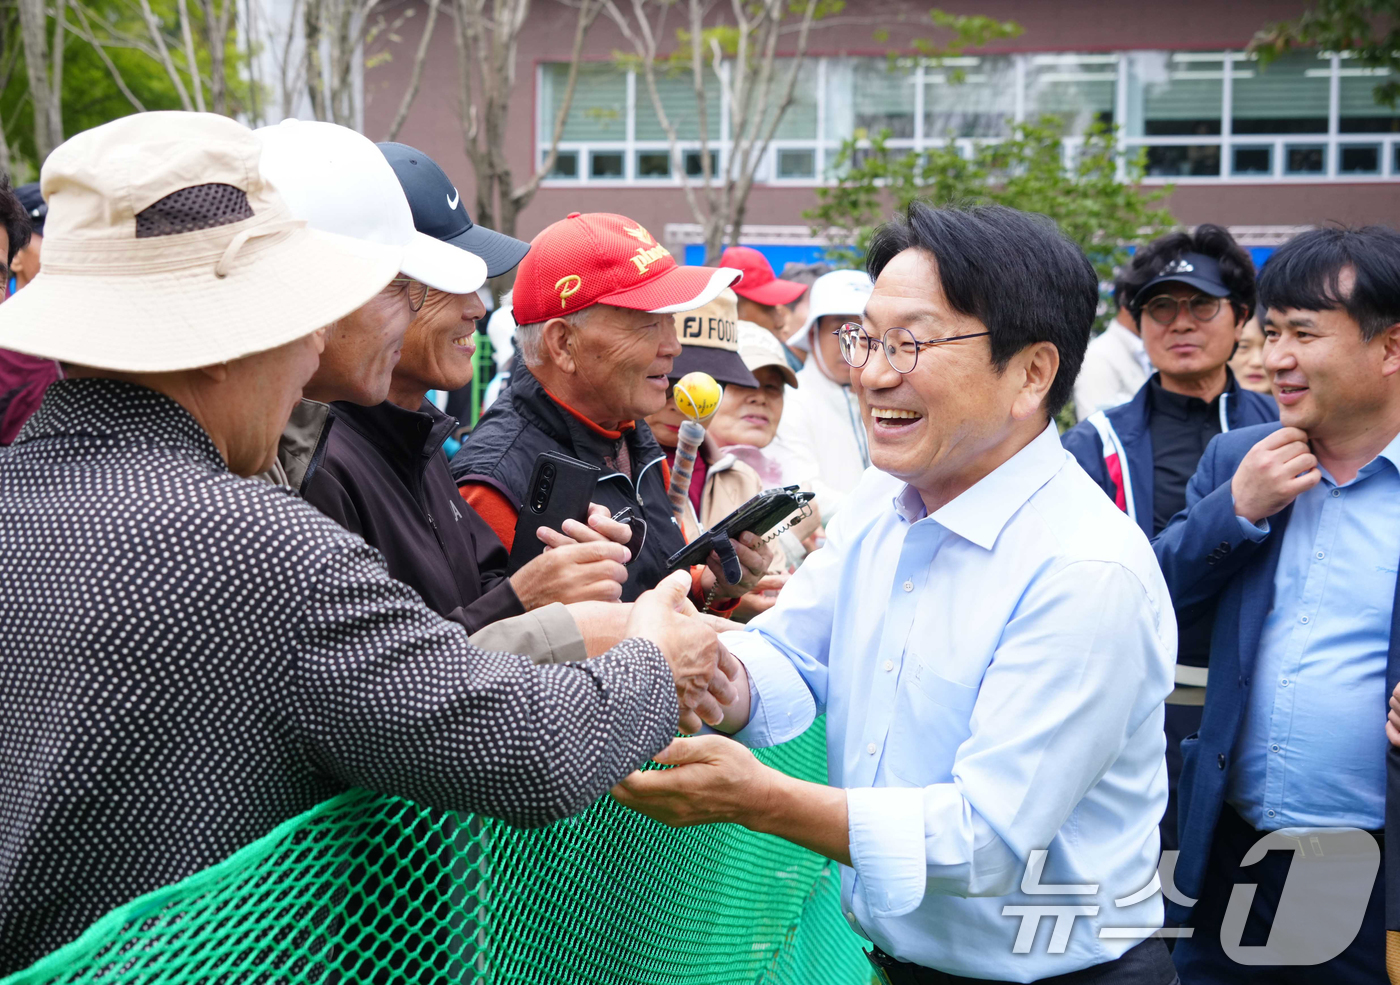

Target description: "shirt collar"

left=1354, top=428, right=1400, bottom=481
left=892, top=421, right=1068, bottom=550
left=1147, top=370, right=1236, bottom=422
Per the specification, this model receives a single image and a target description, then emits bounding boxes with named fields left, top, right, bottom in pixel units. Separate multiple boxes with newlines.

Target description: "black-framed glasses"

left=389, top=277, right=429, bottom=312
left=1141, top=294, right=1223, bottom=327
left=836, top=322, right=990, bottom=374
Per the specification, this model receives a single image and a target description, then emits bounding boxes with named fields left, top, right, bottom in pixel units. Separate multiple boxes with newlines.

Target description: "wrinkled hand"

left=700, top=532, right=774, bottom=600
left=1387, top=680, right=1400, bottom=749
left=730, top=572, right=789, bottom=623
left=626, top=571, right=735, bottom=733
left=535, top=503, right=634, bottom=550
left=1231, top=427, right=1321, bottom=525
left=612, top=734, right=773, bottom=827
left=511, top=540, right=630, bottom=608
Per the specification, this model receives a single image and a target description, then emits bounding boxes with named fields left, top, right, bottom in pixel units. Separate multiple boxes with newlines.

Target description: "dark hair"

left=1119, top=223, right=1255, bottom=325
left=780, top=261, right=831, bottom=288
left=1257, top=226, right=1400, bottom=342
left=866, top=202, right=1097, bottom=417
left=0, top=173, right=31, bottom=266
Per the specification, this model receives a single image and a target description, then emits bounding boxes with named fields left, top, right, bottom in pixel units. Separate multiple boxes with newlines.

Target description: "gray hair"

left=514, top=307, right=594, bottom=368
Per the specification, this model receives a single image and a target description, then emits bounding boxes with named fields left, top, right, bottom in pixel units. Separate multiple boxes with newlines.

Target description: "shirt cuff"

left=847, top=786, right=928, bottom=918
left=724, top=630, right=816, bottom=748
left=1234, top=512, right=1271, bottom=541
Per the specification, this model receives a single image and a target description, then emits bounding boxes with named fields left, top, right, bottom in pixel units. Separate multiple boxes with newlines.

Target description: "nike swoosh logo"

left=447, top=188, right=460, bottom=210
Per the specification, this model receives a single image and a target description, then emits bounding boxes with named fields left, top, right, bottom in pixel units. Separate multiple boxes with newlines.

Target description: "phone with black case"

left=664, top=486, right=814, bottom=577
left=506, top=451, right=600, bottom=574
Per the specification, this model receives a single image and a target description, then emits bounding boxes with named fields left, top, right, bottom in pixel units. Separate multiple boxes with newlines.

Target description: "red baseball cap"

left=719, top=246, right=807, bottom=306
left=512, top=212, right=741, bottom=325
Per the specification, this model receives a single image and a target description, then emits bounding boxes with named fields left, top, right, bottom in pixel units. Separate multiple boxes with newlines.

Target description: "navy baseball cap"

left=16, top=182, right=45, bottom=236
left=377, top=142, right=530, bottom=279
left=1137, top=252, right=1232, bottom=301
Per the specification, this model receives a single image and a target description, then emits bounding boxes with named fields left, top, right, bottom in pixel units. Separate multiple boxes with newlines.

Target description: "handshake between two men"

left=532, top=502, right=769, bottom=735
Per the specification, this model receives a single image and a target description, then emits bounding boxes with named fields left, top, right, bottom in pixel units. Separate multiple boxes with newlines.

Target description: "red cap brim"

left=599, top=266, right=741, bottom=314
left=733, top=276, right=808, bottom=306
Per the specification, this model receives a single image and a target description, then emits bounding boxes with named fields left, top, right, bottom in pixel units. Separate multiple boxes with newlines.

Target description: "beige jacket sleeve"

left=467, top=602, right=588, bottom=665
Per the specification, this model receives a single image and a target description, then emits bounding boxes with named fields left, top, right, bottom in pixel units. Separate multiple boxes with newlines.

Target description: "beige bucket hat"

left=0, top=111, right=403, bottom=373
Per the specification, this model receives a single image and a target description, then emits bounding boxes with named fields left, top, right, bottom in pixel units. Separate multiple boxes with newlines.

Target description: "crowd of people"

left=1, top=108, right=1399, bottom=985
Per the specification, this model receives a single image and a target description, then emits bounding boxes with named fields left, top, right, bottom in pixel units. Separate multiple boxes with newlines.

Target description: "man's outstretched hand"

left=611, top=734, right=772, bottom=827
left=627, top=571, right=738, bottom=733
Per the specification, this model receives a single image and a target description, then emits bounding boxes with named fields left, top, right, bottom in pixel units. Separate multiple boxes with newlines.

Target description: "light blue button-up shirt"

left=1227, top=432, right=1400, bottom=831
left=725, top=423, right=1177, bottom=982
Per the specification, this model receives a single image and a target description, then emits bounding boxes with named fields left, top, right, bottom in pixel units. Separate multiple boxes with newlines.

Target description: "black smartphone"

left=506, top=451, right=600, bottom=574
left=664, top=486, right=814, bottom=574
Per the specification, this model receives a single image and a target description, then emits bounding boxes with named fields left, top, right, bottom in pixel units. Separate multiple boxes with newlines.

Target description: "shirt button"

left=866, top=742, right=877, bottom=755
left=1331, top=488, right=1341, bottom=498
left=903, top=580, right=914, bottom=592
left=1316, top=551, right=1325, bottom=560
left=1300, top=615, right=1310, bottom=624
left=1267, top=809, right=1277, bottom=818
left=883, top=659, right=894, bottom=672
left=1281, top=679, right=1290, bottom=687
left=1271, top=744, right=1281, bottom=753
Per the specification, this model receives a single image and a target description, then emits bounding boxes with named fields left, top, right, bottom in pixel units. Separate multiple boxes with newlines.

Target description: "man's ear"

left=1378, top=321, right=1400, bottom=379
left=1011, top=341, right=1059, bottom=422
left=196, top=363, right=230, bottom=383
left=542, top=317, right=579, bottom=375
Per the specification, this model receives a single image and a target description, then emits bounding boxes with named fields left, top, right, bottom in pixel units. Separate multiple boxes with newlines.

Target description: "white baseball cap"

left=255, top=119, right=487, bottom=295
left=790, top=269, right=874, bottom=352
left=486, top=301, right=516, bottom=371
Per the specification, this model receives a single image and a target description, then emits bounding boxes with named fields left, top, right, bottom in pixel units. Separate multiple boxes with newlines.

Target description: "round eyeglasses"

left=836, top=322, right=990, bottom=374
left=1141, top=294, right=1223, bottom=327
left=389, top=277, right=429, bottom=312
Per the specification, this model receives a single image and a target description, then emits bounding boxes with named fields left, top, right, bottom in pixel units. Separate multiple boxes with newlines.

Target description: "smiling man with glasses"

left=1062, top=225, right=1277, bottom=856
left=610, top=203, right=1181, bottom=985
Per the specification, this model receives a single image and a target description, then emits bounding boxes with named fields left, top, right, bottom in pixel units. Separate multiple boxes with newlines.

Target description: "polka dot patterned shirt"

left=0, top=379, right=678, bottom=974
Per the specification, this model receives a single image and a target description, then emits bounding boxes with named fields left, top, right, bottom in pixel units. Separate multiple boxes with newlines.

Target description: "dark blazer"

left=1152, top=422, right=1400, bottom=926
left=1062, top=373, right=1278, bottom=540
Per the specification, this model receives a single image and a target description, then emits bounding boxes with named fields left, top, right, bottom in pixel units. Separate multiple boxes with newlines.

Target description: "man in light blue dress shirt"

left=614, top=203, right=1180, bottom=985
left=1152, top=225, right=1400, bottom=984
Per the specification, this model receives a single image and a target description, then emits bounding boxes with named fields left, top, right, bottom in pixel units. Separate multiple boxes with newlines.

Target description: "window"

left=1025, top=54, right=1117, bottom=134
left=684, top=150, right=718, bottom=178
left=1285, top=143, right=1326, bottom=174
left=831, top=59, right=916, bottom=138
left=925, top=56, right=1015, bottom=137
left=636, top=151, right=672, bottom=178
left=543, top=150, right=578, bottom=179
left=542, top=63, right=627, bottom=141
left=636, top=73, right=721, bottom=141
left=776, top=148, right=816, bottom=179
left=1340, top=64, right=1400, bottom=133
left=1340, top=143, right=1381, bottom=174
left=539, top=54, right=1400, bottom=186
left=1231, top=145, right=1273, bottom=176
left=1126, top=51, right=1223, bottom=136
left=1232, top=51, right=1330, bottom=134
left=590, top=151, right=624, bottom=178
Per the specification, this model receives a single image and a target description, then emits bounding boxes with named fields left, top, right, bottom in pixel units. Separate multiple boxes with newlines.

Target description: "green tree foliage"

left=1251, top=0, right=1400, bottom=107
left=806, top=117, right=1175, bottom=286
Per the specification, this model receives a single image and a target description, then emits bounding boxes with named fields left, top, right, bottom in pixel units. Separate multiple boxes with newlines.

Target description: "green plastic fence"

left=5, top=719, right=873, bottom=985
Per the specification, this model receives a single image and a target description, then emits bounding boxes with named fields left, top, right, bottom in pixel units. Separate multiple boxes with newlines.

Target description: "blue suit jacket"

left=1152, top=422, right=1400, bottom=926
left=1062, top=376, right=1278, bottom=540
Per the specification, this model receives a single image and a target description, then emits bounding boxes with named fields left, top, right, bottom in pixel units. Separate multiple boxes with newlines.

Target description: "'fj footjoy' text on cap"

left=668, top=289, right=759, bottom=389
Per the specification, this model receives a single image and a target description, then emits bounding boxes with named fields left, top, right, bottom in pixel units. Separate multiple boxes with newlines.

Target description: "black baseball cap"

left=377, top=142, right=530, bottom=279
left=1136, top=252, right=1232, bottom=302
left=16, top=182, right=45, bottom=236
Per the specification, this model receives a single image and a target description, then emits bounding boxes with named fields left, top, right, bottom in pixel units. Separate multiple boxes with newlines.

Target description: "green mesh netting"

left=5, top=719, right=873, bottom=985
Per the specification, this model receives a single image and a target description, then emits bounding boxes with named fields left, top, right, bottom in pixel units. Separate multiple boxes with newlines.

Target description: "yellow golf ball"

left=674, top=372, right=722, bottom=421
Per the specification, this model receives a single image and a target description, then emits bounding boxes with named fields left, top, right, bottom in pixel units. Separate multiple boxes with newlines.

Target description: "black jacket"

left=304, top=398, right=525, bottom=633
left=451, top=363, right=686, bottom=602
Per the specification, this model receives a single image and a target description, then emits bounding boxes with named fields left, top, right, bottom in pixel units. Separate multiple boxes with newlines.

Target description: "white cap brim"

left=646, top=267, right=742, bottom=314
left=401, top=231, right=489, bottom=294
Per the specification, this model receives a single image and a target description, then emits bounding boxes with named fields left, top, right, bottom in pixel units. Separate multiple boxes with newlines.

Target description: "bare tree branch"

left=136, top=0, right=196, bottom=109
left=68, top=2, right=148, bottom=111
left=382, top=0, right=439, bottom=140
